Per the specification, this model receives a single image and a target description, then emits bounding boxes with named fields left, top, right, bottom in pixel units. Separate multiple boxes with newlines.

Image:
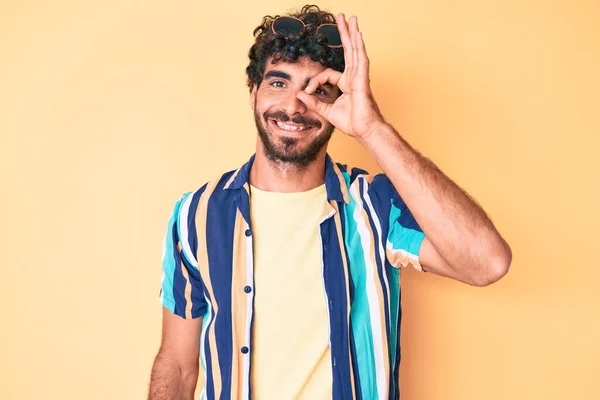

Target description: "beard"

left=254, top=107, right=334, bottom=168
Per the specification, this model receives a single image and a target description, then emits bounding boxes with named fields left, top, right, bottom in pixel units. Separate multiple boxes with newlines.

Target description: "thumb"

left=296, top=91, right=331, bottom=119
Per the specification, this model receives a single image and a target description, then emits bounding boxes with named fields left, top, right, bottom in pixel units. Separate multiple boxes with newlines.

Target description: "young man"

left=149, top=5, right=511, bottom=400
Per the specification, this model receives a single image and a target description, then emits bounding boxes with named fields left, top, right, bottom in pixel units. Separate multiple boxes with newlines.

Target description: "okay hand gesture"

left=297, top=14, right=385, bottom=139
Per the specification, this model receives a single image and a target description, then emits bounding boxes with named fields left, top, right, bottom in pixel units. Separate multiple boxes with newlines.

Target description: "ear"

left=250, top=85, right=257, bottom=110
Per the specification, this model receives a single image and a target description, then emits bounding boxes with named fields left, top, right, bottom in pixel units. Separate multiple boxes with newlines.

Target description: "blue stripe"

left=322, top=214, right=353, bottom=400
left=187, top=185, right=206, bottom=262
left=206, top=174, right=237, bottom=396
left=160, top=155, right=424, bottom=397
left=324, top=157, right=348, bottom=203
left=343, top=175, right=378, bottom=399
left=361, top=178, right=391, bottom=335
left=170, top=194, right=193, bottom=317
left=171, top=223, right=189, bottom=316
left=176, top=191, right=210, bottom=318
left=181, top=254, right=208, bottom=318
left=360, top=178, right=393, bottom=392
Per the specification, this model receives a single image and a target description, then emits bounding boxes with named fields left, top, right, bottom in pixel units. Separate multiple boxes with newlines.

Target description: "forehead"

left=263, top=57, right=328, bottom=80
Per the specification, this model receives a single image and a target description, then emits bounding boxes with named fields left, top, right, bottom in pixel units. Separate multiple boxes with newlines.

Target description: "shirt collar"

left=224, top=153, right=350, bottom=204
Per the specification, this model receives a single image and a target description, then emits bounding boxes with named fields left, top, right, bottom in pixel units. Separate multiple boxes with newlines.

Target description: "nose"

left=283, top=90, right=307, bottom=116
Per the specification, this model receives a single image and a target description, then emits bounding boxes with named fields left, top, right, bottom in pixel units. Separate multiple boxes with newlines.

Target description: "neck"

left=249, top=146, right=328, bottom=193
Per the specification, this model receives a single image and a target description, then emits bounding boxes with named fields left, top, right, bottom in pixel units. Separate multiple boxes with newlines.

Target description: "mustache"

left=264, top=111, right=322, bottom=129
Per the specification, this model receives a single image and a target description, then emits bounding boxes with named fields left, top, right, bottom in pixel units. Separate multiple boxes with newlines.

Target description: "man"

left=148, top=5, right=512, bottom=400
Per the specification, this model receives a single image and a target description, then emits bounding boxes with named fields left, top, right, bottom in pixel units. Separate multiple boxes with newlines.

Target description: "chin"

left=255, top=115, right=333, bottom=166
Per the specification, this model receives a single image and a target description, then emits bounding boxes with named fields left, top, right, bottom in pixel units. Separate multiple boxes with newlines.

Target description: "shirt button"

left=245, top=229, right=252, bottom=237
left=241, top=346, right=249, bottom=354
left=244, top=286, right=252, bottom=293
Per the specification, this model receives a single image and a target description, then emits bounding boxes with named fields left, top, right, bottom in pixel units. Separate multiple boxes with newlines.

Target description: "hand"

left=296, top=14, right=385, bottom=139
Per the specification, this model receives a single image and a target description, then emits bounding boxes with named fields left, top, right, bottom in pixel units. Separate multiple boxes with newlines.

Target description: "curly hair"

left=245, top=4, right=345, bottom=92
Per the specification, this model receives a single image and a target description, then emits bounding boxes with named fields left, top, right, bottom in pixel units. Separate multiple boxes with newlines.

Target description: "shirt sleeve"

left=384, top=178, right=426, bottom=271
left=160, top=192, right=208, bottom=319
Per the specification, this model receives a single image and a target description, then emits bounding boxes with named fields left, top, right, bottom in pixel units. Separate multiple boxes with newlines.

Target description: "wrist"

left=356, top=120, right=393, bottom=145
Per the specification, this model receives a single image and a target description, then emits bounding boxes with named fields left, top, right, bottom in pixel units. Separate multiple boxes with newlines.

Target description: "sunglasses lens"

left=272, top=17, right=304, bottom=36
left=318, top=25, right=342, bottom=47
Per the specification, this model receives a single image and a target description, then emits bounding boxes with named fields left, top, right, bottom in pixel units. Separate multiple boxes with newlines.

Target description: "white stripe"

left=349, top=183, right=388, bottom=398
left=361, top=178, right=391, bottom=326
left=179, top=191, right=199, bottom=269
left=242, top=225, right=254, bottom=400
left=198, top=297, right=211, bottom=399
left=164, top=192, right=187, bottom=263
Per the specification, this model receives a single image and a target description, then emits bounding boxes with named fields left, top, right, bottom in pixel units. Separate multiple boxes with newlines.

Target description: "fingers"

left=305, top=68, right=343, bottom=94
left=337, top=14, right=370, bottom=85
left=354, top=32, right=369, bottom=79
left=349, top=16, right=359, bottom=78
left=337, top=14, right=367, bottom=81
left=298, top=68, right=337, bottom=118
left=296, top=91, right=331, bottom=119
left=336, top=14, right=353, bottom=74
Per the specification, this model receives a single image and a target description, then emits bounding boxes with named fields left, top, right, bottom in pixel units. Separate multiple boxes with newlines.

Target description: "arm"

left=299, top=14, right=511, bottom=286
left=151, top=191, right=208, bottom=398
left=149, top=308, right=202, bottom=400
left=359, top=122, right=512, bottom=286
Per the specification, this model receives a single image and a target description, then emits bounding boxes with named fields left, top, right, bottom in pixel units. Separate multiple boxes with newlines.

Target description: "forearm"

left=359, top=122, right=511, bottom=276
left=149, top=349, right=198, bottom=400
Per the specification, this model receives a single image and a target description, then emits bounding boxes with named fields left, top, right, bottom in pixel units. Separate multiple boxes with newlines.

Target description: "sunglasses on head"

left=271, top=16, right=342, bottom=48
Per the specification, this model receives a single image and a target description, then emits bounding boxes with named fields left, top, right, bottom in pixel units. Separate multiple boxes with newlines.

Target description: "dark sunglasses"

left=271, top=16, right=342, bottom=48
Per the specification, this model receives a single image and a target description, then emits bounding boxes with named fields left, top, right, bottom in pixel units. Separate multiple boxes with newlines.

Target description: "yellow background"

left=1, top=0, right=598, bottom=399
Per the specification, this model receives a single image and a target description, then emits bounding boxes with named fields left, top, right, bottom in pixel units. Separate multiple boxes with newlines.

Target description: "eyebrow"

left=264, top=70, right=291, bottom=80
left=264, top=70, right=336, bottom=92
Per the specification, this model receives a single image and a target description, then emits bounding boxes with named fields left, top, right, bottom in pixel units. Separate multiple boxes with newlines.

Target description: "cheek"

left=255, top=94, right=279, bottom=114
left=257, top=86, right=291, bottom=105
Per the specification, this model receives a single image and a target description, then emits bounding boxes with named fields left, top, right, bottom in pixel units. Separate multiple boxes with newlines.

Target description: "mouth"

left=269, top=119, right=317, bottom=134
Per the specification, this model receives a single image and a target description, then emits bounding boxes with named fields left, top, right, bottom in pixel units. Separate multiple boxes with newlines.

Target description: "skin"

left=149, top=13, right=512, bottom=399
left=249, top=57, right=340, bottom=192
left=295, top=14, right=512, bottom=285
left=148, top=308, right=201, bottom=399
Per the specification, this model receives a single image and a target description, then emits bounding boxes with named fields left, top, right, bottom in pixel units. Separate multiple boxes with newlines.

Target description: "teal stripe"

left=388, top=202, right=425, bottom=256
left=388, top=267, right=400, bottom=376
left=344, top=173, right=378, bottom=399
left=161, top=194, right=188, bottom=312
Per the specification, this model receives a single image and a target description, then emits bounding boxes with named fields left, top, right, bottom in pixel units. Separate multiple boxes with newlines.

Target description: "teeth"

left=275, top=121, right=309, bottom=131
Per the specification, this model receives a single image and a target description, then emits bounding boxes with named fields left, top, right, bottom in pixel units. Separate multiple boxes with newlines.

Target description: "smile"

left=270, top=119, right=315, bottom=133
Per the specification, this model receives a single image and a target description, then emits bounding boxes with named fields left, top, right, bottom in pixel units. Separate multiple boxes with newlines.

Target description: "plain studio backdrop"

left=1, top=0, right=598, bottom=399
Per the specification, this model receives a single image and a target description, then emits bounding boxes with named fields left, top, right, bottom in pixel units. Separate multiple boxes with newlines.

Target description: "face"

left=251, top=57, right=339, bottom=168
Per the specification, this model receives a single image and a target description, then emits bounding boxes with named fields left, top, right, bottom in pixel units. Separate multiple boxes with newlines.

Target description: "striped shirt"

left=160, top=154, right=425, bottom=400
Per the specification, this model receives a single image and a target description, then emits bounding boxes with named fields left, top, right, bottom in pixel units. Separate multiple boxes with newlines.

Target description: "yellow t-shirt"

left=249, top=183, right=332, bottom=399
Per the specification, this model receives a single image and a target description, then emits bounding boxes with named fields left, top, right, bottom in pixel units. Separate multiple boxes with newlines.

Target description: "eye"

left=314, top=87, right=328, bottom=96
left=270, top=81, right=285, bottom=88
